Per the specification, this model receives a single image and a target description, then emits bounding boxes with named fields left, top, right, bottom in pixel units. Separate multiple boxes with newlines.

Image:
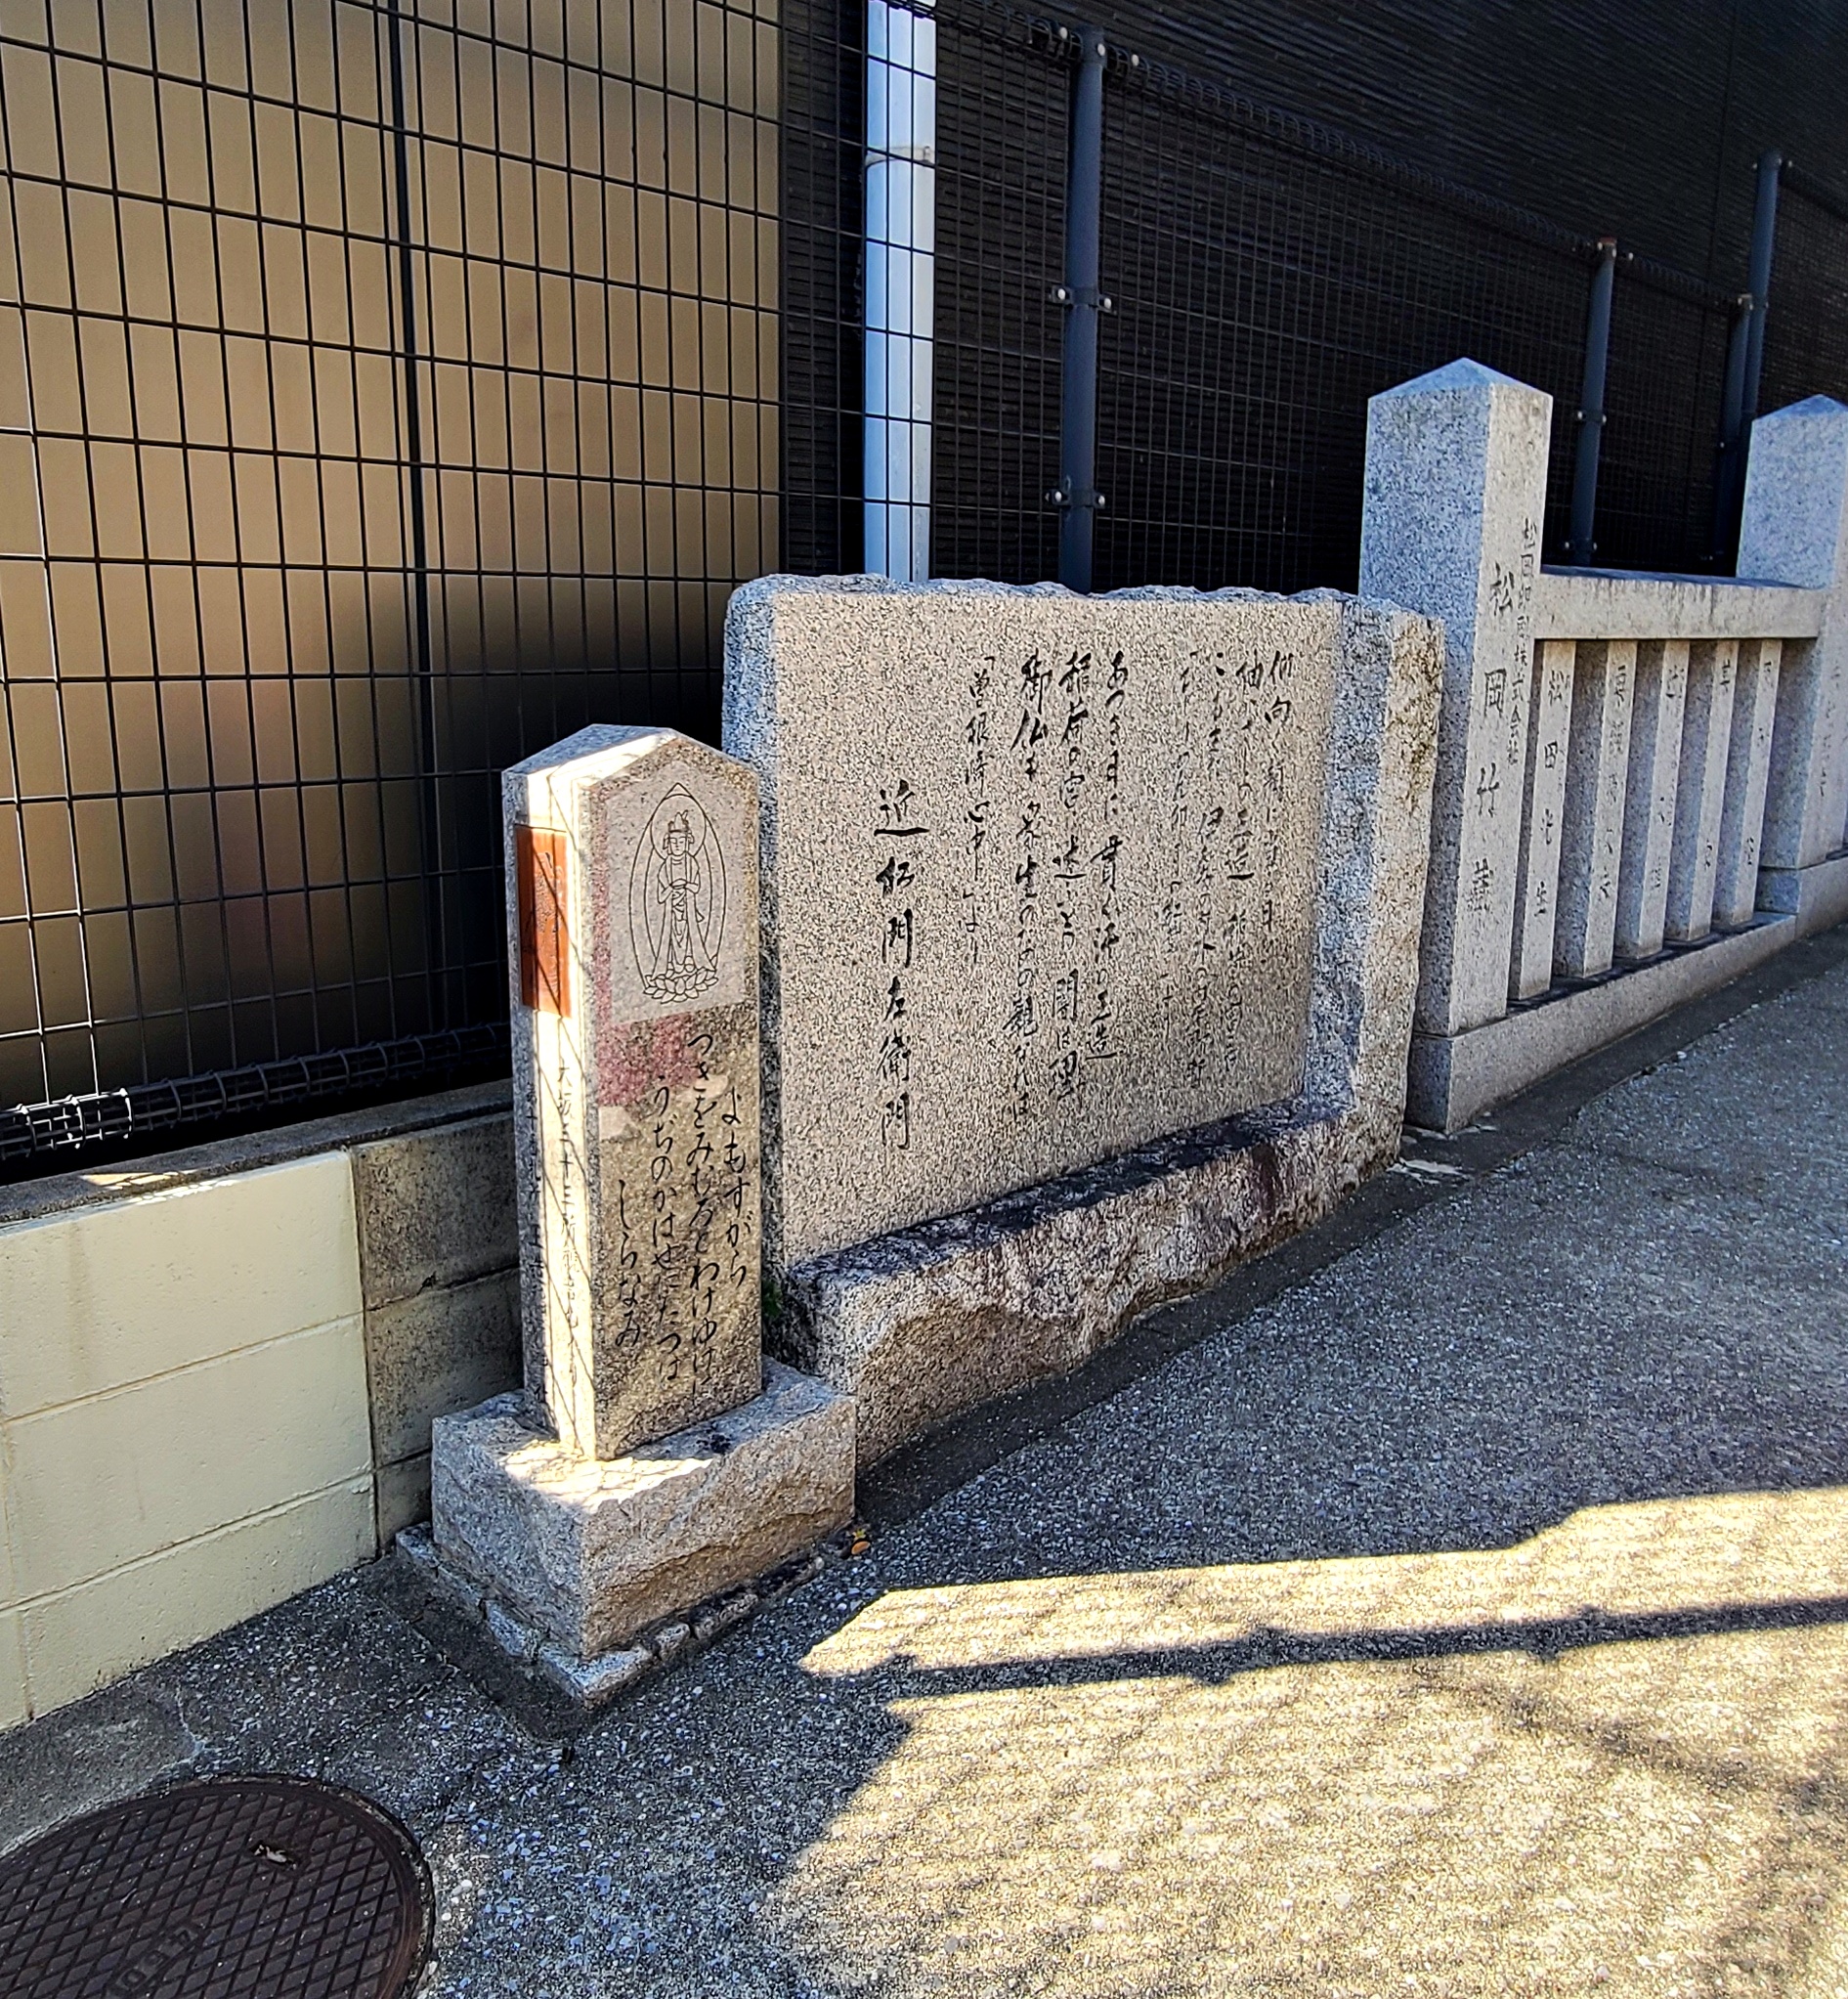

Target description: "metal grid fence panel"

left=1092, top=65, right=1589, bottom=595
left=924, top=7, right=1066, bottom=585
left=1593, top=264, right=1733, bottom=574
left=0, top=0, right=777, bottom=1131
left=1762, top=177, right=1848, bottom=417
left=779, top=0, right=860, bottom=575
left=6, top=0, right=1845, bottom=1169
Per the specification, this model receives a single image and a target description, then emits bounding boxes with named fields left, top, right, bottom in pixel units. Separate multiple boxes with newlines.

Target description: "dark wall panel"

left=1079, top=0, right=1848, bottom=289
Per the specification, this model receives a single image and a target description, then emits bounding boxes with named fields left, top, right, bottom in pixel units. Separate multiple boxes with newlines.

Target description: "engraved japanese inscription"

left=503, top=726, right=761, bottom=1462
left=726, top=582, right=1341, bottom=1268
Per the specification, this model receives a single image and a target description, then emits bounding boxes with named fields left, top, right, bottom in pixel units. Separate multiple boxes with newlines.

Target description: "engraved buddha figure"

left=639, top=803, right=721, bottom=1002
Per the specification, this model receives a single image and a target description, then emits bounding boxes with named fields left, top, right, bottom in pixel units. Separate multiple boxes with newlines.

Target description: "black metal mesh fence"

left=0, top=0, right=777, bottom=1159
left=788, top=2, right=1748, bottom=598
left=1592, top=257, right=1735, bottom=575
left=780, top=0, right=860, bottom=576
left=1762, top=173, right=1848, bottom=417
left=1090, top=57, right=1595, bottom=594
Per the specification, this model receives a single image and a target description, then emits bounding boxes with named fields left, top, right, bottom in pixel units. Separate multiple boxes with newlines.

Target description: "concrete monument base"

left=428, top=1361, right=854, bottom=1663
left=777, top=1102, right=1393, bottom=1468
left=1405, top=913, right=1797, bottom=1132
left=1756, top=849, right=1848, bottom=936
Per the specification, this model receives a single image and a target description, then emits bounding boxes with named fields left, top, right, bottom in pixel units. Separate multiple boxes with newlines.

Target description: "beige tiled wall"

left=0, top=1087, right=520, bottom=1727
left=0, top=1152, right=373, bottom=1722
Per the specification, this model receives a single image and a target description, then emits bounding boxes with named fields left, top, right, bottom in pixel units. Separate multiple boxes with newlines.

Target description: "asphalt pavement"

left=6, top=933, right=1848, bottom=1998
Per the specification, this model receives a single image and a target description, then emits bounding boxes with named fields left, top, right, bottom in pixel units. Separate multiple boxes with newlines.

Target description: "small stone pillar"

left=1359, top=359, right=1551, bottom=1039
left=1614, top=639, right=1691, bottom=961
left=1553, top=640, right=1635, bottom=978
left=1509, top=638, right=1576, bottom=1000
left=1740, top=396, right=1848, bottom=879
left=1712, top=638, right=1784, bottom=930
left=1665, top=639, right=1740, bottom=944
left=428, top=725, right=854, bottom=1693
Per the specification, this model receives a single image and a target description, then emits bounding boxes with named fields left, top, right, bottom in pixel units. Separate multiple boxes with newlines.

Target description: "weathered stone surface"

left=1532, top=568, right=1821, bottom=641
left=781, top=1107, right=1380, bottom=1467
left=429, top=1363, right=855, bottom=1656
left=375, top=1455, right=433, bottom=1545
left=1510, top=639, right=1575, bottom=1000
left=1665, top=640, right=1738, bottom=943
left=777, top=595, right=1441, bottom=1462
left=351, top=1113, right=517, bottom=1310
left=502, top=726, right=762, bottom=1460
left=364, top=1267, right=521, bottom=1467
left=725, top=577, right=1346, bottom=1270
left=1554, top=639, right=1635, bottom=979
left=1756, top=849, right=1848, bottom=935
left=1739, top=396, right=1848, bottom=869
left=1359, top=358, right=1549, bottom=1040
left=1713, top=638, right=1783, bottom=929
left=1615, top=639, right=1691, bottom=962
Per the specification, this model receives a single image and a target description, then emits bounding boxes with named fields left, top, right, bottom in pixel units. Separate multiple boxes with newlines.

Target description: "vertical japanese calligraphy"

left=874, top=776, right=931, bottom=1150
left=744, top=588, right=1340, bottom=1266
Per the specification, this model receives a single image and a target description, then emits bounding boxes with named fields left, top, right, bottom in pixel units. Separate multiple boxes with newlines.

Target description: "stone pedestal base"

left=1757, top=849, right=1848, bottom=937
left=775, top=1102, right=1396, bottom=1468
left=429, top=1361, right=854, bottom=1663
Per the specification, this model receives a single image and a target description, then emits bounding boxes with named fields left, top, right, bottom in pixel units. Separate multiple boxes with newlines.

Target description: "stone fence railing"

left=1361, top=361, right=1848, bottom=1130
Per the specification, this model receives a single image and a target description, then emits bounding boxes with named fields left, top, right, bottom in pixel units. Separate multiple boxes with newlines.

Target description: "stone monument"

left=1357, top=358, right=1550, bottom=1039
left=426, top=725, right=854, bottom=1697
left=724, top=578, right=1442, bottom=1463
left=1368, top=361, right=1844, bottom=1135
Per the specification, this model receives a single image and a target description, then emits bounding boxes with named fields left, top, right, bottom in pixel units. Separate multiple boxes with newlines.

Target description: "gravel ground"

left=5, top=956, right=1848, bottom=1997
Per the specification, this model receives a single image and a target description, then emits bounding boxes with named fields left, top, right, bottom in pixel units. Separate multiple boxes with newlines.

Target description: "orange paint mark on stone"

left=517, top=824, right=571, bottom=1016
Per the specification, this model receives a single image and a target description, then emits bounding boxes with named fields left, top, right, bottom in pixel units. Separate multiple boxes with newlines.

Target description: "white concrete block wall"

left=0, top=1153, right=374, bottom=1722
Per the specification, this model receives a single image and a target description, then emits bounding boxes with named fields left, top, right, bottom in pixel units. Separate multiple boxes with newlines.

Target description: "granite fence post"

left=1664, top=639, right=1739, bottom=943
left=1712, top=638, right=1783, bottom=929
left=1553, top=640, right=1636, bottom=979
left=1614, top=639, right=1690, bottom=961
left=1510, top=638, right=1576, bottom=1000
left=1359, top=359, right=1550, bottom=1038
left=1738, top=396, right=1848, bottom=870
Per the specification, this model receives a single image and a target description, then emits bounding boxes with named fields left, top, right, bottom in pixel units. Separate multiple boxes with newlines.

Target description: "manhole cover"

left=0, top=1776, right=431, bottom=1998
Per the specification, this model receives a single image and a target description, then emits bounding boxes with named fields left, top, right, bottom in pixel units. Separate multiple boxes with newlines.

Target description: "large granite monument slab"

left=427, top=725, right=854, bottom=1689
left=725, top=580, right=1441, bottom=1463
left=726, top=580, right=1336, bottom=1268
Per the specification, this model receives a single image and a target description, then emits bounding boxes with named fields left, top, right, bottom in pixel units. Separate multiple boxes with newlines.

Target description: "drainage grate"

left=0, top=1776, right=432, bottom=1999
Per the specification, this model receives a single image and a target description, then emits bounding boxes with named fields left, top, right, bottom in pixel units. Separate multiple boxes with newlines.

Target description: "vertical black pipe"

left=1711, top=290, right=1753, bottom=566
left=1055, top=29, right=1106, bottom=592
left=385, top=0, right=448, bottom=1022
left=385, top=0, right=434, bottom=744
left=1741, top=150, right=1783, bottom=430
left=1566, top=239, right=1617, bottom=564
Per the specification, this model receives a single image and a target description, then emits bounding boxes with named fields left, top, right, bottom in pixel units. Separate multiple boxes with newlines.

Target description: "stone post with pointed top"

left=1359, top=360, right=1552, bottom=1041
